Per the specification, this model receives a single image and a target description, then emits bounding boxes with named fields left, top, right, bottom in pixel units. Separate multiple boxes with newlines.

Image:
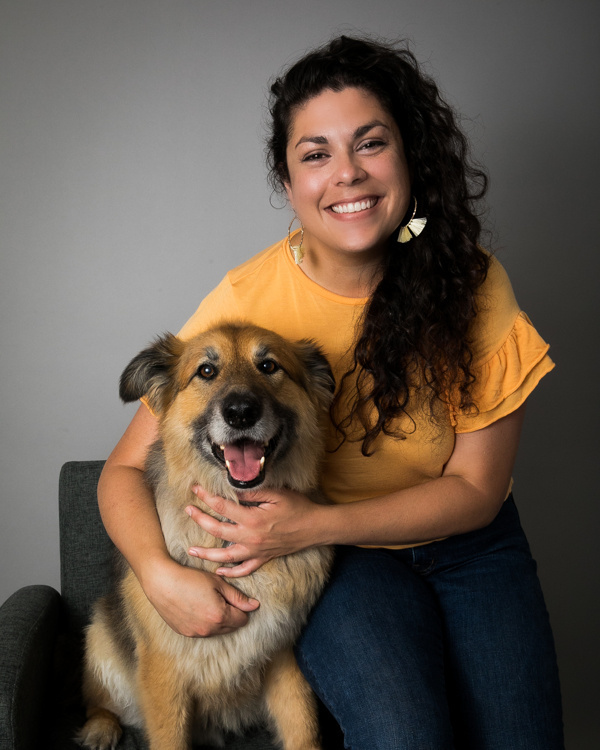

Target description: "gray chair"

left=0, top=461, right=293, bottom=749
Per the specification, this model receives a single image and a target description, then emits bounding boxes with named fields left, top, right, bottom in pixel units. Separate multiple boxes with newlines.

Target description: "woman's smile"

left=329, top=197, right=379, bottom=214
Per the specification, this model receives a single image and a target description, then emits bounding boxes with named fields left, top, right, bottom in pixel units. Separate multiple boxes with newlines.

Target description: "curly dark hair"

left=266, top=35, right=490, bottom=455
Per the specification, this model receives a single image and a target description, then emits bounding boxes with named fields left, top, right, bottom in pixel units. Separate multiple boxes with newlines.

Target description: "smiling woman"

left=97, top=35, right=564, bottom=750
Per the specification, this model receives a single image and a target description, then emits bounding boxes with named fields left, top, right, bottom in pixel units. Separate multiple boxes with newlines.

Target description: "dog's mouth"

left=210, top=432, right=280, bottom=489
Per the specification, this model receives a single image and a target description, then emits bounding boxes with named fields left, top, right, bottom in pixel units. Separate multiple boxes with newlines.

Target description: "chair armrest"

left=0, top=585, right=61, bottom=750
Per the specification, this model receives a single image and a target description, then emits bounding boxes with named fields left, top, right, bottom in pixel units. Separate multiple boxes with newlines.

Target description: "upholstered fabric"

left=59, top=461, right=114, bottom=635
left=0, top=585, right=60, bottom=749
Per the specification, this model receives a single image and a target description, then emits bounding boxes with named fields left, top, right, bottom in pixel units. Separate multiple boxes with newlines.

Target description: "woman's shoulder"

left=176, top=236, right=288, bottom=340
left=470, top=252, right=522, bottom=363
left=480, top=251, right=515, bottom=296
left=226, top=236, right=288, bottom=287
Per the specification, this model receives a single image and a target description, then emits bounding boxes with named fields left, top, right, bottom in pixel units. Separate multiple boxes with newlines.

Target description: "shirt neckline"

left=282, top=234, right=370, bottom=307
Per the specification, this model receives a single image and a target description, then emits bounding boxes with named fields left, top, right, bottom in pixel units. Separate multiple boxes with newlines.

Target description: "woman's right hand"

left=141, top=554, right=260, bottom=637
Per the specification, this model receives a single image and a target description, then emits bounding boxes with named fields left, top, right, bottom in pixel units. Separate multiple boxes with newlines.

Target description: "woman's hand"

left=186, top=486, right=324, bottom=578
left=141, top=552, right=260, bottom=637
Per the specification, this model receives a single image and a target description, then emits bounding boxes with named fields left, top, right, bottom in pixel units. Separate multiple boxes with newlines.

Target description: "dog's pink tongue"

left=223, top=442, right=264, bottom=482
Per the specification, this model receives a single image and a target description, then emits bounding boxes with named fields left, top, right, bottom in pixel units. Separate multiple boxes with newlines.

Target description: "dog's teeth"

left=259, top=456, right=265, bottom=469
left=220, top=445, right=225, bottom=451
left=225, top=459, right=231, bottom=470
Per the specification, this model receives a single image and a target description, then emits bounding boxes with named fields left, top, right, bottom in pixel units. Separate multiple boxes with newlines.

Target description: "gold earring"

left=288, top=216, right=305, bottom=264
left=397, top=197, right=427, bottom=243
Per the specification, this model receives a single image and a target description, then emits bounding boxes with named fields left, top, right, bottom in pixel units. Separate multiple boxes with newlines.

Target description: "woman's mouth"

left=330, top=197, right=378, bottom=214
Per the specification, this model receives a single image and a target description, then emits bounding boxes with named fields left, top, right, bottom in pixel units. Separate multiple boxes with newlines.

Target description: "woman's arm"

left=98, top=405, right=259, bottom=636
left=188, top=405, right=526, bottom=576
left=325, top=402, right=526, bottom=545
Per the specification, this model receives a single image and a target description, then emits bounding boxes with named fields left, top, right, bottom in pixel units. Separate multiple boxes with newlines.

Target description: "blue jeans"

left=295, top=497, right=564, bottom=750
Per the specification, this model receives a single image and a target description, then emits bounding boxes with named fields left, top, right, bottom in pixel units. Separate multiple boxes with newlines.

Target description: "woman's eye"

left=302, top=151, right=328, bottom=162
left=197, top=363, right=217, bottom=380
left=258, top=359, right=279, bottom=375
left=359, top=139, right=385, bottom=151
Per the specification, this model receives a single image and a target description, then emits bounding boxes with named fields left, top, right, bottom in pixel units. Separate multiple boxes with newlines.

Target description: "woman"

left=99, top=36, right=563, bottom=748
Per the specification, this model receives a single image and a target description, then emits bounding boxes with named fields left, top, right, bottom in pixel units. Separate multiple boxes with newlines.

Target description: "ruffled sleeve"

left=450, top=255, right=555, bottom=433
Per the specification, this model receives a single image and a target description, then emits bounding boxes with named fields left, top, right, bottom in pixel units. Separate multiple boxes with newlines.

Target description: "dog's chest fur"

left=123, top=444, right=333, bottom=689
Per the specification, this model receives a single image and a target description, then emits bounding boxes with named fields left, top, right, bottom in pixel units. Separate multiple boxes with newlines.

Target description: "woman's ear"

left=283, top=181, right=294, bottom=209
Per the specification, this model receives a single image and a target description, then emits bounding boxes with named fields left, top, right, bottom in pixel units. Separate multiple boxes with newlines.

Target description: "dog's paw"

left=76, top=711, right=123, bottom=750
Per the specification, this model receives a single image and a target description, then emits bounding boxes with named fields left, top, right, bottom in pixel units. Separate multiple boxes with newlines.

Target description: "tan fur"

left=264, top=649, right=322, bottom=750
left=78, top=323, right=334, bottom=750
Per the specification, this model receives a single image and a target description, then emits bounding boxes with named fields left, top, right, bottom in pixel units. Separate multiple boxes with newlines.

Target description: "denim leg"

left=422, top=498, right=564, bottom=750
left=296, top=498, right=563, bottom=750
left=295, top=546, right=455, bottom=750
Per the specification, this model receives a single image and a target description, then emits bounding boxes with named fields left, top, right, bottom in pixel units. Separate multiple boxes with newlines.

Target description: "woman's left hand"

left=186, top=486, right=324, bottom=577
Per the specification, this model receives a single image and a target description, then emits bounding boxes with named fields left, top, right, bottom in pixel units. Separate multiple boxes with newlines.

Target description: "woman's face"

left=284, top=87, right=411, bottom=264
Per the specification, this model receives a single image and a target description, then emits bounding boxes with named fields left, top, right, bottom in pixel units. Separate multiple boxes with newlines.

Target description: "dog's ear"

left=294, top=340, right=336, bottom=409
left=119, top=333, right=184, bottom=415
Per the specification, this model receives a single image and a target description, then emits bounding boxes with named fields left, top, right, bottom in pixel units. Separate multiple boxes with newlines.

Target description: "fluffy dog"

left=77, top=323, right=335, bottom=750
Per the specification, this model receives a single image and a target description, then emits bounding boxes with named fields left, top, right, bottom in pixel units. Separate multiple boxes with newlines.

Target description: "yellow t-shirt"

left=175, top=236, right=554, bottom=508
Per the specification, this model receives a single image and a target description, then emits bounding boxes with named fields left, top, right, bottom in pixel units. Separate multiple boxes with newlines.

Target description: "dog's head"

left=120, top=323, right=335, bottom=496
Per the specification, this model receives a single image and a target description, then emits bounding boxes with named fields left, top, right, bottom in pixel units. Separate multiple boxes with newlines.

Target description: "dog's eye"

left=197, top=363, right=217, bottom=380
left=258, top=359, right=279, bottom=375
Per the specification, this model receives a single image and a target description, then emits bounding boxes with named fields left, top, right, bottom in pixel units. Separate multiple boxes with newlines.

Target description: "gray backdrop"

left=1, top=1, right=598, bottom=746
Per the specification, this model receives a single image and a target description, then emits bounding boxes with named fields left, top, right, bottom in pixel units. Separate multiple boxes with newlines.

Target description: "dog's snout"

left=222, top=392, right=262, bottom=429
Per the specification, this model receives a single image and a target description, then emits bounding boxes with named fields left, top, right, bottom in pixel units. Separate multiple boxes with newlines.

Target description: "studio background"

left=1, top=1, right=598, bottom=746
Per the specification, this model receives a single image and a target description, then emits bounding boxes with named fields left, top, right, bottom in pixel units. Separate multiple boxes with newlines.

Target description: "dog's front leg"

left=264, top=648, right=322, bottom=750
left=137, top=644, right=192, bottom=750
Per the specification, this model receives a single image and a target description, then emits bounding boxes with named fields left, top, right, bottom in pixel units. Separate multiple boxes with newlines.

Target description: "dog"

left=77, top=323, right=335, bottom=750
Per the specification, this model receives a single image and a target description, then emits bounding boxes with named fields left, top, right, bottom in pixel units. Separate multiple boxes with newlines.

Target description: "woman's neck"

left=297, top=241, right=385, bottom=299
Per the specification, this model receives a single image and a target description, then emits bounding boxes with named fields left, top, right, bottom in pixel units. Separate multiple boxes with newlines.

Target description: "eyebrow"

left=294, top=120, right=390, bottom=149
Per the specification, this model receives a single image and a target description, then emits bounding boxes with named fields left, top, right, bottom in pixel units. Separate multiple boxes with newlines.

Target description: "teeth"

left=223, top=456, right=265, bottom=471
left=331, top=198, right=376, bottom=214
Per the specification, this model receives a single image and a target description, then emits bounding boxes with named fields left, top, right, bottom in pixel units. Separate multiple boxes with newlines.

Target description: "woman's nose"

left=333, top=151, right=367, bottom=185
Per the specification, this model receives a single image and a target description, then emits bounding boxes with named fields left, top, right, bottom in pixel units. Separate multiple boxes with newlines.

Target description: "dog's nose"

left=222, top=392, right=262, bottom=429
